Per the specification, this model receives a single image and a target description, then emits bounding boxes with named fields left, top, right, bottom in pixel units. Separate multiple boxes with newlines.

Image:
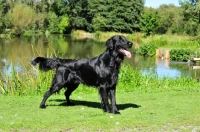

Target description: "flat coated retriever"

left=31, top=35, right=132, bottom=114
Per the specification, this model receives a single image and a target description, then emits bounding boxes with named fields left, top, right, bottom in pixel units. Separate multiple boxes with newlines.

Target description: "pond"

left=0, top=35, right=200, bottom=79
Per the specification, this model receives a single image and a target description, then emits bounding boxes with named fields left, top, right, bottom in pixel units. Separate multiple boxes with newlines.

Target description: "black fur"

left=31, top=35, right=132, bottom=114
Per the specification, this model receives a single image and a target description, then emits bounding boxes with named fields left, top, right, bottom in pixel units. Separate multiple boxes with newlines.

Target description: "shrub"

left=7, top=3, right=36, bottom=36
left=170, top=49, right=192, bottom=61
left=137, top=44, right=157, bottom=56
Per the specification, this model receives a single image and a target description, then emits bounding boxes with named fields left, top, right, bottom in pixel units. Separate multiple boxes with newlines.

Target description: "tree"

left=7, top=2, right=36, bottom=36
left=67, top=0, right=144, bottom=33
left=58, top=15, right=70, bottom=33
left=88, top=0, right=144, bottom=33
left=191, top=0, right=198, bottom=6
left=47, top=12, right=70, bottom=34
left=0, top=0, right=3, bottom=33
left=156, top=4, right=183, bottom=34
left=50, top=0, right=69, bottom=16
left=47, top=11, right=59, bottom=33
left=179, top=0, right=200, bottom=35
left=140, top=9, right=159, bottom=35
left=67, top=0, right=89, bottom=31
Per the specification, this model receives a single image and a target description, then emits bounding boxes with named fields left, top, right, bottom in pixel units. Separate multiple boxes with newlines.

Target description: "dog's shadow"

left=48, top=99, right=141, bottom=110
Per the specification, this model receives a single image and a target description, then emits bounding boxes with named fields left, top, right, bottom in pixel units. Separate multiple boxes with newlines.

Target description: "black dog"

left=31, top=35, right=132, bottom=114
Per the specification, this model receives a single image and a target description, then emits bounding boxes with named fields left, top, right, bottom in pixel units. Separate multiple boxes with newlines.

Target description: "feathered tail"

left=31, top=57, right=62, bottom=71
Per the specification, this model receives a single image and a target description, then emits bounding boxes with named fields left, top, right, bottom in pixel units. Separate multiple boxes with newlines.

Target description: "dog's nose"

left=128, top=42, right=133, bottom=47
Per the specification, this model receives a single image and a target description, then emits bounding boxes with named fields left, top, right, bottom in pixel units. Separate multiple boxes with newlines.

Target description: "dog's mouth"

left=119, top=48, right=131, bottom=58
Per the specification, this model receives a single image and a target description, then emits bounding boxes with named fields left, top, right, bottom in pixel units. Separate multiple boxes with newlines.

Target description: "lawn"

left=0, top=88, right=200, bottom=131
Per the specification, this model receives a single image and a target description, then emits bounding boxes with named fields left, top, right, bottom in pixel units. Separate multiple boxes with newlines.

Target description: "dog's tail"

left=31, top=57, right=62, bottom=71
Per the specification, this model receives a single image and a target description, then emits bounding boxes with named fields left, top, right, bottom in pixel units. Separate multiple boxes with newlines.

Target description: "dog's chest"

left=98, top=66, right=119, bottom=87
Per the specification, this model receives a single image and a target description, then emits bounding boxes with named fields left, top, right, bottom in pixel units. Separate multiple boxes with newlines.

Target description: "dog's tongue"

left=120, top=49, right=131, bottom=58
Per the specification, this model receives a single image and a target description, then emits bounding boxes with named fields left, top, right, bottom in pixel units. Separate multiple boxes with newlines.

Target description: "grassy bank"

left=71, top=30, right=200, bottom=56
left=0, top=88, right=200, bottom=131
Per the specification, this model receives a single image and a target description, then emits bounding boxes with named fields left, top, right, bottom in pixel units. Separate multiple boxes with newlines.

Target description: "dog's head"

left=106, top=35, right=132, bottom=58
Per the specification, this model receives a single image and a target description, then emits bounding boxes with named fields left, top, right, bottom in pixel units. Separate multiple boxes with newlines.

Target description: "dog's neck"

left=102, top=49, right=124, bottom=67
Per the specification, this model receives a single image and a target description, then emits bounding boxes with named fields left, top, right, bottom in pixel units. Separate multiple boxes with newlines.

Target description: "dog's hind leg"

left=40, top=82, right=65, bottom=108
left=64, top=83, right=79, bottom=106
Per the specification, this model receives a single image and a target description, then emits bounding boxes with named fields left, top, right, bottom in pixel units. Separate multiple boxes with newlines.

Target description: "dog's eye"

left=120, top=39, right=125, bottom=43
left=119, top=36, right=125, bottom=42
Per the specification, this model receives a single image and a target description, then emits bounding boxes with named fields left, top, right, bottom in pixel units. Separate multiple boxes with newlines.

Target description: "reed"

left=0, top=44, right=58, bottom=96
left=117, top=65, right=200, bottom=92
left=1, top=61, right=199, bottom=96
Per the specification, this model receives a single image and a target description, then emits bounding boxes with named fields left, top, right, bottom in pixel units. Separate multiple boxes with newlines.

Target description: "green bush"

left=170, top=49, right=192, bottom=61
left=137, top=44, right=157, bottom=56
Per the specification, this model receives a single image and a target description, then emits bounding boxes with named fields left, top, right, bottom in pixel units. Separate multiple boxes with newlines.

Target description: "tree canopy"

left=0, top=0, right=200, bottom=36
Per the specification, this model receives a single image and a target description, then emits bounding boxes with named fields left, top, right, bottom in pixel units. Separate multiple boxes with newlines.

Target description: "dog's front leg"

left=108, top=88, right=120, bottom=114
left=99, top=87, right=110, bottom=113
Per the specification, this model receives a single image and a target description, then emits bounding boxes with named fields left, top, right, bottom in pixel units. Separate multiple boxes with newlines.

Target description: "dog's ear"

left=106, top=37, right=115, bottom=50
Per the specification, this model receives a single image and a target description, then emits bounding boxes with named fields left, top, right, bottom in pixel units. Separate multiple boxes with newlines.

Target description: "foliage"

left=156, top=4, right=183, bottom=34
left=137, top=44, right=158, bottom=56
left=0, top=0, right=200, bottom=36
left=47, top=12, right=70, bottom=34
left=7, top=2, right=36, bottom=36
left=0, top=0, right=3, bottom=33
left=139, top=0, right=200, bottom=36
left=140, top=9, right=159, bottom=35
left=47, top=11, right=60, bottom=33
left=50, top=0, right=69, bottom=16
left=170, top=49, right=192, bottom=61
left=88, top=0, right=144, bottom=33
left=67, top=0, right=89, bottom=31
left=58, top=15, right=70, bottom=33
left=66, top=0, right=144, bottom=33
left=177, top=0, right=200, bottom=36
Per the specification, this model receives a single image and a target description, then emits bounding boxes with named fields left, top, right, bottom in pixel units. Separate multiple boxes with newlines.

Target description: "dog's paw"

left=112, top=110, right=120, bottom=114
left=39, top=105, right=46, bottom=109
left=113, top=111, right=121, bottom=114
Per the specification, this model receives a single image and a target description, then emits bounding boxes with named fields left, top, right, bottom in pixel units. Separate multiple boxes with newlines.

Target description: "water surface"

left=0, top=35, right=199, bottom=79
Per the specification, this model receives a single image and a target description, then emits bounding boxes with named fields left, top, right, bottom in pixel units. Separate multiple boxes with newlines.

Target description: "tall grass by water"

left=1, top=62, right=200, bottom=96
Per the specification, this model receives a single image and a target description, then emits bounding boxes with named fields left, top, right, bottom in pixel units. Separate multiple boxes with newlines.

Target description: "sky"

left=144, top=0, right=180, bottom=8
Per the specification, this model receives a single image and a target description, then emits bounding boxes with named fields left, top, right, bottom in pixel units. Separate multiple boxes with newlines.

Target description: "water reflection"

left=0, top=35, right=200, bottom=79
left=142, top=58, right=183, bottom=78
left=133, top=56, right=198, bottom=78
left=125, top=53, right=200, bottom=78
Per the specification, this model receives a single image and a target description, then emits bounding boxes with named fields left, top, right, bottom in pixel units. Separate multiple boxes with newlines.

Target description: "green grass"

left=0, top=88, right=200, bottom=131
